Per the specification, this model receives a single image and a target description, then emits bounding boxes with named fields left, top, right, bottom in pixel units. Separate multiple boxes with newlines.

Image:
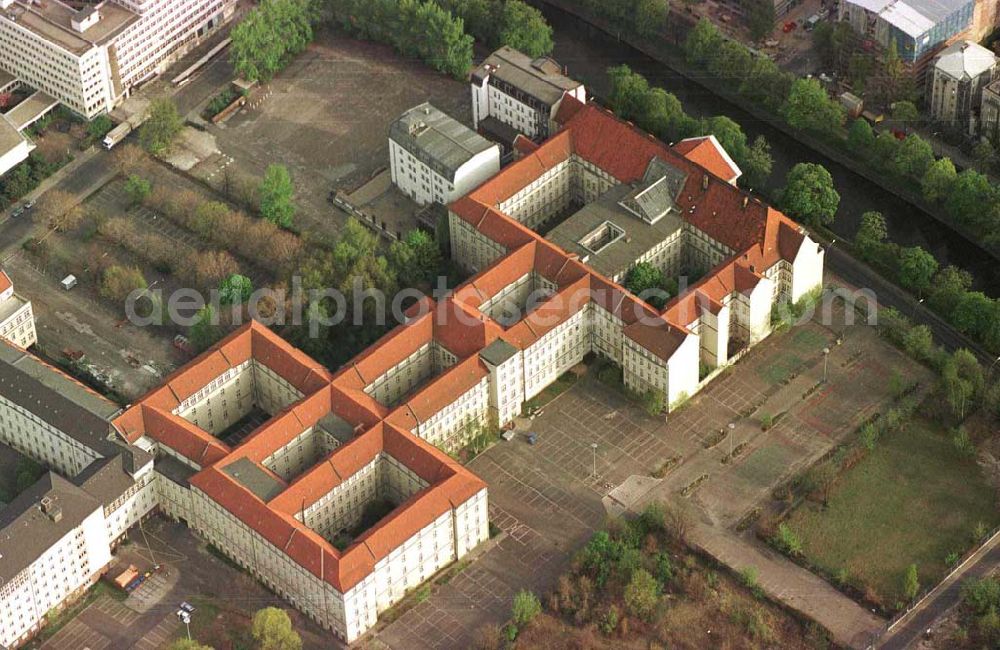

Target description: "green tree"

left=783, top=78, right=845, bottom=135
left=499, top=0, right=553, bottom=57
left=891, top=134, right=934, bottom=178
left=635, top=0, right=669, bottom=39
left=941, top=349, right=985, bottom=420
left=87, top=115, right=114, bottom=140
left=138, top=99, right=183, bottom=155
left=624, top=262, right=667, bottom=307
left=741, top=135, right=773, bottom=188
left=705, top=115, right=748, bottom=168
left=124, top=174, right=151, bottom=206
left=685, top=18, right=723, bottom=66
left=897, top=246, right=938, bottom=295
left=251, top=607, right=301, bottom=650
left=948, top=170, right=996, bottom=226
left=953, top=292, right=994, bottom=339
left=747, top=0, right=775, bottom=41
left=608, top=65, right=650, bottom=123
left=388, top=229, right=442, bottom=286
left=847, top=118, right=875, bottom=153
left=922, top=158, right=957, bottom=203
left=848, top=53, right=875, bottom=92
left=892, top=100, right=920, bottom=126
left=230, top=0, right=313, bottom=82
left=259, top=164, right=296, bottom=227
left=779, top=163, right=840, bottom=227
left=928, top=265, right=972, bottom=314
left=855, top=211, right=887, bottom=261
left=511, top=590, right=541, bottom=627
left=902, top=564, right=920, bottom=601
left=219, top=274, right=253, bottom=305
left=902, top=324, right=934, bottom=361
left=190, top=306, right=223, bottom=353
left=624, top=568, right=659, bottom=620
left=872, top=131, right=901, bottom=166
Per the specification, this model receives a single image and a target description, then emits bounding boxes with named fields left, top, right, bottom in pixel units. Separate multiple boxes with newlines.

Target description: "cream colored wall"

left=415, top=377, right=491, bottom=452
left=0, top=396, right=102, bottom=476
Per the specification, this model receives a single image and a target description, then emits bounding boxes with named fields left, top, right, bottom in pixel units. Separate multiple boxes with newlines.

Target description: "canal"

left=540, top=3, right=1000, bottom=294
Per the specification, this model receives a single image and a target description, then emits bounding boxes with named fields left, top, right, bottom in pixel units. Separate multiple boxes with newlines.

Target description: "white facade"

left=928, top=41, right=999, bottom=133
left=0, top=275, right=36, bottom=349
left=0, top=0, right=235, bottom=118
left=389, top=137, right=499, bottom=207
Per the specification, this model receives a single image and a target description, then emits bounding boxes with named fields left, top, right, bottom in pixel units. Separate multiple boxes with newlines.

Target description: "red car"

left=891, top=128, right=907, bottom=140
left=783, top=21, right=797, bottom=32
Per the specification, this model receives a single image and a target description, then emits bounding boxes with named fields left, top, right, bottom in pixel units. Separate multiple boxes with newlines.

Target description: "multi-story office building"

left=928, top=40, right=998, bottom=132
left=471, top=46, right=586, bottom=142
left=0, top=271, right=36, bottom=349
left=389, top=103, right=500, bottom=207
left=0, top=0, right=236, bottom=118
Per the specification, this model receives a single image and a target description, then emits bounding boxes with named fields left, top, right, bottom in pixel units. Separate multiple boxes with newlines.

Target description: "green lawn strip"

left=785, top=417, right=998, bottom=607
left=524, top=371, right=577, bottom=411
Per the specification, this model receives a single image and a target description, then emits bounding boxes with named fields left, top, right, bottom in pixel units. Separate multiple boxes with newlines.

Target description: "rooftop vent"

left=71, top=6, right=100, bottom=32
left=40, top=496, right=62, bottom=523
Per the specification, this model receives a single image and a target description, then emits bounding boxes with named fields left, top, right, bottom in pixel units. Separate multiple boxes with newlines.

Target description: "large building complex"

left=389, top=103, right=500, bottom=207
left=471, top=46, right=586, bottom=143
left=0, top=113, right=30, bottom=177
left=0, top=340, right=154, bottom=648
left=927, top=40, right=998, bottom=132
left=0, top=0, right=236, bottom=118
left=113, top=322, right=489, bottom=643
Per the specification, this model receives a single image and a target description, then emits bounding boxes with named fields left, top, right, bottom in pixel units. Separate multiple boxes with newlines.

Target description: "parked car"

left=23, top=200, right=34, bottom=210
left=10, top=206, right=23, bottom=218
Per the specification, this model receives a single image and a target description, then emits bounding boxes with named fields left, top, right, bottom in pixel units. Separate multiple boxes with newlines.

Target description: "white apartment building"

left=389, top=103, right=500, bottom=206
left=471, top=46, right=586, bottom=141
left=0, top=337, right=156, bottom=648
left=928, top=40, right=998, bottom=133
left=0, top=271, right=36, bottom=349
left=0, top=0, right=236, bottom=118
left=0, top=474, right=112, bottom=648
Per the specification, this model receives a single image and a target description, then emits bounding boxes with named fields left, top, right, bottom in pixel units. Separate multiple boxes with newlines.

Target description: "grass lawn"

left=785, top=416, right=999, bottom=608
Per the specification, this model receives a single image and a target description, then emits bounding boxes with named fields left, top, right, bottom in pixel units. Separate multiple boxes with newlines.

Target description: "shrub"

left=599, top=604, right=620, bottom=635
left=100, top=265, right=147, bottom=303
left=624, top=569, right=659, bottom=620
left=511, top=590, right=541, bottom=628
left=859, top=422, right=878, bottom=450
left=772, top=523, right=802, bottom=556
left=952, top=427, right=976, bottom=458
left=902, top=564, right=920, bottom=601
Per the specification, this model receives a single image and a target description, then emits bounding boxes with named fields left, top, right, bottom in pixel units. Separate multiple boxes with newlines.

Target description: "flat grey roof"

left=6, top=91, right=58, bottom=132
left=546, top=184, right=684, bottom=281
left=0, top=341, right=122, bottom=456
left=2, top=0, right=139, bottom=56
left=73, top=451, right=148, bottom=507
left=155, top=454, right=197, bottom=488
left=473, top=46, right=582, bottom=107
left=317, top=413, right=355, bottom=445
left=222, top=457, right=284, bottom=502
left=389, top=103, right=495, bottom=181
left=0, top=472, right=100, bottom=585
left=479, top=339, right=519, bottom=367
left=0, top=115, right=25, bottom=163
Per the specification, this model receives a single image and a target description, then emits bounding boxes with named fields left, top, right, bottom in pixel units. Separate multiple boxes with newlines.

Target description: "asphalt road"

left=826, top=245, right=994, bottom=364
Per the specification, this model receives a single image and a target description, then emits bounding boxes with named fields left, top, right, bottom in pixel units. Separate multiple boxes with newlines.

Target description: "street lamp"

left=822, top=347, right=830, bottom=383
left=591, top=443, right=597, bottom=478
left=727, top=422, right=736, bottom=457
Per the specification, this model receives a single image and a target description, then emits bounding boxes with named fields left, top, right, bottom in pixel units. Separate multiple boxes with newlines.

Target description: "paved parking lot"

left=375, top=297, right=927, bottom=648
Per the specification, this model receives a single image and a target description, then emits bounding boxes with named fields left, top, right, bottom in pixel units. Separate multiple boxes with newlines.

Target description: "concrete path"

left=689, top=523, right=885, bottom=649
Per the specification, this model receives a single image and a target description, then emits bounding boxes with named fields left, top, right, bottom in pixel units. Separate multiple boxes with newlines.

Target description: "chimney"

left=40, top=496, right=62, bottom=523
left=701, top=175, right=709, bottom=191
left=742, top=196, right=749, bottom=209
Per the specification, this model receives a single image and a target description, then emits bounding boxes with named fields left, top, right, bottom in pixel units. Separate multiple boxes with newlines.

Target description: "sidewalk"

left=691, top=525, right=886, bottom=649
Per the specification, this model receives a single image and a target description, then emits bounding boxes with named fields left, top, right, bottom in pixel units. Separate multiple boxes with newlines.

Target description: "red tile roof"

left=672, top=136, right=741, bottom=183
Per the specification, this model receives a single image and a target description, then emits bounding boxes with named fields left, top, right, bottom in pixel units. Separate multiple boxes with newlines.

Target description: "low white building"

left=471, top=46, right=585, bottom=142
left=0, top=0, right=236, bottom=118
left=0, top=115, right=31, bottom=178
left=928, top=40, right=998, bottom=133
left=389, top=103, right=500, bottom=206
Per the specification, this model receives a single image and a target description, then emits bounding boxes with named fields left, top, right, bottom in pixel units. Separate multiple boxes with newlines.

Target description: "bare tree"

left=34, top=190, right=84, bottom=232
left=112, top=143, right=146, bottom=176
